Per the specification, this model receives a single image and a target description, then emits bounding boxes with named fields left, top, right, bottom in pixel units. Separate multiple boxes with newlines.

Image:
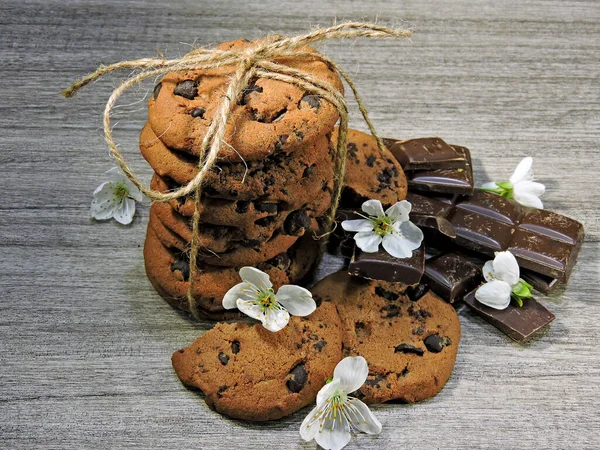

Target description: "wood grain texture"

left=1, top=0, right=599, bottom=448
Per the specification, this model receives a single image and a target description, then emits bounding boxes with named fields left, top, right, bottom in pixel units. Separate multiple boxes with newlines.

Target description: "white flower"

left=481, top=157, right=545, bottom=209
left=90, top=167, right=144, bottom=225
left=341, top=199, right=423, bottom=259
left=475, top=251, right=533, bottom=310
left=222, top=267, right=316, bottom=332
left=300, top=356, right=381, bottom=450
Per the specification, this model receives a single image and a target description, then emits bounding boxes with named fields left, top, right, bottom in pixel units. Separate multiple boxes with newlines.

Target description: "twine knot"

left=63, top=22, right=412, bottom=319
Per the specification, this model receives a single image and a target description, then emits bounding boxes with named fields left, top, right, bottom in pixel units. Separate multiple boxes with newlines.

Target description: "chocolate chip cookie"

left=171, top=302, right=343, bottom=421
left=144, top=225, right=320, bottom=318
left=311, top=271, right=460, bottom=404
left=148, top=38, right=344, bottom=162
left=140, top=123, right=335, bottom=203
left=335, top=127, right=407, bottom=207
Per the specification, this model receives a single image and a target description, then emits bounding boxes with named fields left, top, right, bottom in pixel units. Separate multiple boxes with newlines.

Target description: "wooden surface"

left=1, top=1, right=599, bottom=448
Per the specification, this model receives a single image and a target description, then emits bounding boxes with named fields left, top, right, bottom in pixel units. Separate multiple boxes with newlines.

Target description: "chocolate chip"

left=366, top=155, right=377, bottom=167
left=355, top=322, right=371, bottom=338
left=294, top=130, right=304, bottom=140
left=377, top=167, right=397, bottom=186
left=364, top=374, right=386, bottom=387
left=268, top=253, right=291, bottom=271
left=313, top=340, right=326, bottom=352
left=347, top=142, right=358, bottom=159
left=283, top=210, right=311, bottom=235
left=286, top=363, right=308, bottom=393
left=254, top=202, right=278, bottom=214
left=173, top=80, right=198, bottom=99
left=178, top=349, right=185, bottom=353
left=274, top=134, right=289, bottom=151
left=407, top=284, right=428, bottom=302
left=255, top=216, right=275, bottom=227
left=380, top=304, right=402, bottom=318
left=375, top=286, right=399, bottom=301
left=217, top=385, right=227, bottom=398
left=171, top=259, right=190, bottom=280
left=231, top=341, right=240, bottom=354
left=235, top=200, right=250, bottom=213
left=302, top=165, right=315, bottom=178
left=191, top=107, right=205, bottom=118
left=299, top=94, right=321, bottom=110
left=424, top=334, right=451, bottom=353
left=394, top=344, right=424, bottom=356
left=153, top=82, right=162, bottom=100
left=309, top=333, right=319, bottom=341
left=240, top=82, right=263, bottom=105
left=218, top=352, right=229, bottom=365
left=408, top=305, right=433, bottom=320
left=412, top=327, right=424, bottom=336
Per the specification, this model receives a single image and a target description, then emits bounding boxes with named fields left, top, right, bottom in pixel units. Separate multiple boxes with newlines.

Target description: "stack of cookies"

left=141, top=39, right=345, bottom=319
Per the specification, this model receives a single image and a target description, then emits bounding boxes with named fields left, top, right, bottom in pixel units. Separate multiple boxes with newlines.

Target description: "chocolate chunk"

left=190, top=107, right=205, bottom=118
left=286, top=363, right=308, bottom=393
left=408, top=305, right=433, bottom=320
left=411, top=214, right=455, bottom=238
left=406, top=284, right=428, bottom=302
left=313, top=340, right=326, bottom=351
left=406, top=190, right=584, bottom=283
left=152, top=82, right=162, bottom=100
left=231, top=341, right=240, bottom=354
left=302, top=165, right=315, bottom=178
left=268, top=253, right=292, bottom=271
left=424, top=253, right=482, bottom=303
left=274, top=134, right=289, bottom=151
left=254, top=202, right=278, bottom=214
left=235, top=200, right=250, bottom=213
left=521, top=269, right=559, bottom=294
left=364, top=374, right=386, bottom=387
left=218, top=352, right=229, bottom=365
left=349, top=244, right=425, bottom=284
left=366, top=155, right=377, bottom=167
left=173, top=80, right=198, bottom=99
left=171, top=259, right=190, bottom=280
left=424, top=334, right=450, bottom=353
left=354, top=322, right=371, bottom=337
left=375, top=286, right=400, bottom=301
left=384, top=137, right=465, bottom=170
left=347, top=142, right=358, bottom=159
left=464, top=289, right=555, bottom=342
left=294, top=130, right=304, bottom=140
left=284, top=210, right=311, bottom=235
left=216, top=385, right=227, bottom=398
left=299, top=94, right=321, bottom=110
left=255, top=216, right=275, bottom=227
left=394, top=344, right=425, bottom=356
left=380, top=304, right=402, bottom=318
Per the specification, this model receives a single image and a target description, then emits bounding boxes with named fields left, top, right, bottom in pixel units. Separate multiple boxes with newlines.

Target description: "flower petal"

left=124, top=178, right=145, bottom=202
left=239, top=266, right=272, bottom=290
left=482, top=260, right=497, bottom=283
left=475, top=280, right=512, bottom=310
left=514, top=180, right=545, bottom=198
left=354, top=231, right=382, bottom=253
left=382, top=233, right=413, bottom=259
left=341, top=219, right=373, bottom=232
left=105, top=166, right=124, bottom=181
left=113, top=198, right=135, bottom=225
left=385, top=200, right=411, bottom=222
left=347, top=398, right=382, bottom=435
left=333, top=356, right=369, bottom=394
left=261, top=308, right=290, bottom=332
left=509, top=157, right=533, bottom=184
left=361, top=199, right=384, bottom=217
left=90, top=182, right=120, bottom=220
left=398, top=221, right=424, bottom=249
left=314, top=416, right=352, bottom=450
left=222, top=282, right=255, bottom=309
left=299, top=404, right=321, bottom=442
left=236, top=297, right=263, bottom=321
left=481, top=181, right=499, bottom=189
left=316, top=379, right=343, bottom=407
left=492, top=251, right=520, bottom=286
left=276, top=285, right=316, bottom=317
left=513, top=191, right=544, bottom=209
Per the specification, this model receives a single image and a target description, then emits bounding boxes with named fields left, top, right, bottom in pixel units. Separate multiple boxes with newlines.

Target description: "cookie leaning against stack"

left=142, top=38, right=344, bottom=319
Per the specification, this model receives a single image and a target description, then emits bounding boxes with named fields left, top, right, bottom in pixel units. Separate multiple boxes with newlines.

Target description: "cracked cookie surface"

left=311, top=271, right=460, bottom=403
left=171, top=302, right=343, bottom=421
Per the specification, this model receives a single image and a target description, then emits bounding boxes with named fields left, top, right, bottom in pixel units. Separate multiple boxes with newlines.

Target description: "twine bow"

left=63, top=22, right=412, bottom=319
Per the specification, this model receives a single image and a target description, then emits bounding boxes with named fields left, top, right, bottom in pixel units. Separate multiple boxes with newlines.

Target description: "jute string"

left=63, top=22, right=412, bottom=319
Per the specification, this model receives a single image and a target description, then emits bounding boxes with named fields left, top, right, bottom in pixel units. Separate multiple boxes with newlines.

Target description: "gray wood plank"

left=1, top=0, right=599, bottom=448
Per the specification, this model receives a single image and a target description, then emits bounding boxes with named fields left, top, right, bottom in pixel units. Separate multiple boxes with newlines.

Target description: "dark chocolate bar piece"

left=349, top=244, right=425, bottom=284
left=423, top=253, right=483, bottom=303
left=407, top=190, right=584, bottom=283
left=405, top=146, right=474, bottom=195
left=384, top=137, right=465, bottom=170
left=463, top=289, right=555, bottom=342
left=520, top=269, right=559, bottom=294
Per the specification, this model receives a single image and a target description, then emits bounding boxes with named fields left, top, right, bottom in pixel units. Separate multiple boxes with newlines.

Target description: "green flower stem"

left=510, top=279, right=533, bottom=307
